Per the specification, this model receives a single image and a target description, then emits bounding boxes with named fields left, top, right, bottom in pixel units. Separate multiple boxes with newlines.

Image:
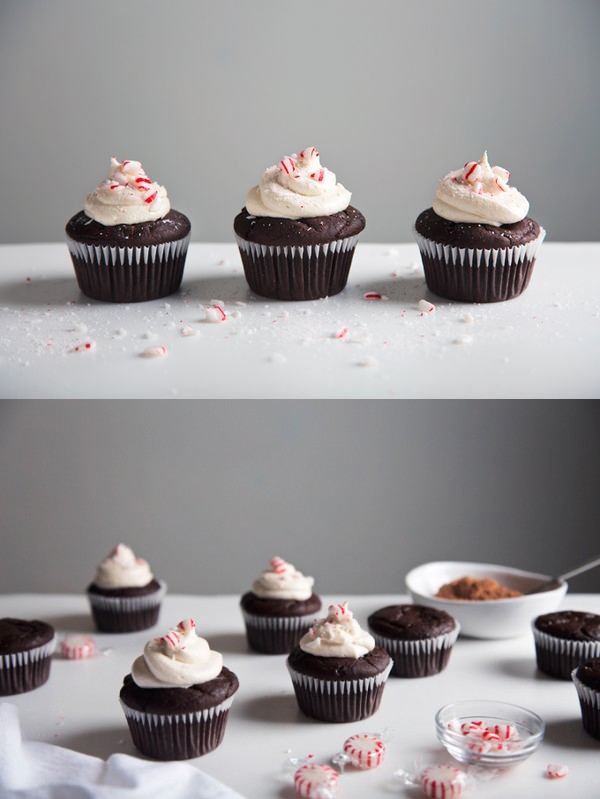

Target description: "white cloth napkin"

left=0, top=703, right=246, bottom=799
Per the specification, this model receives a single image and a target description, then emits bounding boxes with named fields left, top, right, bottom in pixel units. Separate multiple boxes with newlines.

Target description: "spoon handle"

left=558, top=554, right=600, bottom=582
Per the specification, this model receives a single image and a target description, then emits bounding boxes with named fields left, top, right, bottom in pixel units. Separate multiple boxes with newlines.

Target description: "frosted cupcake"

left=414, top=152, right=545, bottom=302
left=87, top=544, right=166, bottom=633
left=66, top=157, right=191, bottom=302
left=287, top=602, right=392, bottom=722
left=120, top=618, right=239, bottom=759
left=240, top=557, right=321, bottom=654
left=234, top=146, right=365, bottom=300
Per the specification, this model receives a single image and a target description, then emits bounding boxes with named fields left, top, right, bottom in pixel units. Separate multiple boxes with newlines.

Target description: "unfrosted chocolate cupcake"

left=66, top=158, right=190, bottom=302
left=234, top=146, right=365, bottom=300
left=120, top=618, right=239, bottom=759
left=287, top=602, right=392, bottom=723
left=367, top=604, right=459, bottom=678
left=87, top=544, right=166, bottom=633
left=0, top=618, right=56, bottom=695
left=533, top=611, right=600, bottom=680
left=572, top=659, right=600, bottom=740
left=414, top=152, right=545, bottom=302
left=240, top=557, right=321, bottom=654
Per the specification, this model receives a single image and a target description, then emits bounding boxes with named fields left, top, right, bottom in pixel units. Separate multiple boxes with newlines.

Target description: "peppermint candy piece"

left=61, top=635, right=95, bottom=660
left=343, top=733, right=385, bottom=769
left=546, top=764, right=568, bottom=779
left=420, top=765, right=466, bottom=798
left=294, top=763, right=338, bottom=798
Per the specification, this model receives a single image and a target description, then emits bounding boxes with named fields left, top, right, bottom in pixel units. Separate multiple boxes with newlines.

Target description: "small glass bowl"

left=435, top=700, right=545, bottom=768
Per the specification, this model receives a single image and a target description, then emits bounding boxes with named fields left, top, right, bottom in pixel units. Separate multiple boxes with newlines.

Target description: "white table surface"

left=0, top=243, right=598, bottom=398
left=2, top=593, right=599, bottom=798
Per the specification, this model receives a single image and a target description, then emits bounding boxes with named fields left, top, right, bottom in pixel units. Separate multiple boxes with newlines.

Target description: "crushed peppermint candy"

left=453, top=335, right=474, bottom=345
left=71, top=341, right=96, bottom=353
left=61, top=635, right=95, bottom=660
left=334, top=327, right=349, bottom=340
left=546, top=764, right=568, bottom=779
left=363, top=292, right=388, bottom=301
left=418, top=299, right=435, bottom=314
left=140, top=345, right=168, bottom=359
left=180, top=325, right=198, bottom=337
left=205, top=305, right=227, bottom=323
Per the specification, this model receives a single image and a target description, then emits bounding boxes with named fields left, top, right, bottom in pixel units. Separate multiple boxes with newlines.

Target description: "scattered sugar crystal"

left=70, top=322, right=88, bottom=333
left=453, top=335, right=473, bottom=345
left=462, top=313, right=475, bottom=324
left=358, top=356, right=378, bottom=368
left=163, top=302, right=171, bottom=310
left=180, top=325, right=198, bottom=337
left=268, top=353, right=287, bottom=364
left=113, top=328, right=127, bottom=339
left=141, top=331, right=157, bottom=340
left=229, top=310, right=242, bottom=319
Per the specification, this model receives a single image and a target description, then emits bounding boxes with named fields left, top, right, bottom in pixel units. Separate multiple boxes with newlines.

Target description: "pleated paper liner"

left=0, top=635, right=56, bottom=695
left=66, top=234, right=190, bottom=303
left=236, top=233, right=361, bottom=300
left=242, top=610, right=315, bottom=654
left=573, top=669, right=600, bottom=740
left=533, top=626, right=600, bottom=680
left=413, top=227, right=546, bottom=303
left=87, top=581, right=167, bottom=633
left=287, top=660, right=392, bottom=723
left=120, top=693, right=236, bottom=760
left=371, top=625, right=460, bottom=678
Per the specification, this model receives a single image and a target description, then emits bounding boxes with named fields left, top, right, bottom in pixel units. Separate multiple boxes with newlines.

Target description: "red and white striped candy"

left=420, top=765, right=466, bottom=798
left=141, top=345, right=168, bottom=358
left=546, top=764, right=568, bottom=780
left=463, top=162, right=482, bottom=183
left=270, top=556, right=288, bottom=574
left=493, top=166, right=510, bottom=183
left=162, top=629, right=181, bottom=649
left=177, top=619, right=195, bottom=633
left=495, top=178, right=507, bottom=192
left=334, top=327, right=349, bottom=340
left=299, top=147, right=319, bottom=161
left=460, top=720, right=484, bottom=735
left=294, top=764, right=338, bottom=798
left=278, top=156, right=296, bottom=175
left=481, top=730, right=502, bottom=742
left=491, top=724, right=519, bottom=741
left=343, top=734, right=385, bottom=769
left=467, top=739, right=492, bottom=754
left=205, top=305, right=227, bottom=323
left=61, top=635, right=95, bottom=660
left=363, top=291, right=388, bottom=301
left=310, top=169, right=325, bottom=182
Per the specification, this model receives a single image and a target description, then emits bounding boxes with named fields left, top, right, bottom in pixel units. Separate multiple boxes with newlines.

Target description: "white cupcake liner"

left=66, top=235, right=190, bottom=269
left=413, top=227, right=545, bottom=270
left=235, top=233, right=361, bottom=300
left=0, top=635, right=56, bottom=670
left=87, top=580, right=167, bottom=614
left=413, top=226, right=546, bottom=302
left=572, top=670, right=600, bottom=739
left=287, top=659, right=393, bottom=695
left=371, top=625, right=460, bottom=677
left=120, top=692, right=236, bottom=727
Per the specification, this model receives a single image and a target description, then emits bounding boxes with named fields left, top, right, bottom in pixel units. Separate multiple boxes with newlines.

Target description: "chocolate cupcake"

left=0, top=618, right=56, bottom=695
left=120, top=618, right=239, bottom=760
left=66, top=158, right=190, bottom=302
left=532, top=611, right=600, bottom=680
left=87, top=544, right=166, bottom=633
left=414, top=152, right=545, bottom=302
left=287, top=602, right=392, bottom=723
left=234, top=146, right=365, bottom=300
left=572, top=659, right=600, bottom=740
left=241, top=557, right=321, bottom=654
left=367, top=604, right=459, bottom=678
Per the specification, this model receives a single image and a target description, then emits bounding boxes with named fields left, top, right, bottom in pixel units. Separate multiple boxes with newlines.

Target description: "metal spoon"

left=525, top=554, right=600, bottom=594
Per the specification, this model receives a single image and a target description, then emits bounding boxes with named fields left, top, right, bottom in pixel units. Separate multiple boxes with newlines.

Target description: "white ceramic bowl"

left=405, top=561, right=567, bottom=639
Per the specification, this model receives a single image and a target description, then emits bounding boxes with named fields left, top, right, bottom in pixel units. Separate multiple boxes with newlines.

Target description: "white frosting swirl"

left=433, top=152, right=529, bottom=226
left=245, top=146, right=351, bottom=219
left=131, top=619, right=223, bottom=688
left=84, top=157, right=170, bottom=226
left=252, top=557, right=315, bottom=601
left=299, top=602, right=375, bottom=659
left=93, top=543, right=154, bottom=590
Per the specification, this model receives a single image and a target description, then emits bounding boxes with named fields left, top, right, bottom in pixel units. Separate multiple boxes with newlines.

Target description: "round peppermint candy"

left=61, top=635, right=95, bottom=659
left=294, top=763, right=338, bottom=798
left=343, top=734, right=385, bottom=769
left=420, top=765, right=466, bottom=798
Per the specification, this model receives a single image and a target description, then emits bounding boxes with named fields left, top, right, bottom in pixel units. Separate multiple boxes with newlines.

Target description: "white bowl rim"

left=406, top=561, right=567, bottom=605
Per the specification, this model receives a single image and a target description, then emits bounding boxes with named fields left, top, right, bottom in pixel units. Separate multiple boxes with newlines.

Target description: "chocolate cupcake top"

left=574, top=659, right=600, bottom=691
left=84, top=157, right=171, bottom=226
left=0, top=618, right=55, bottom=654
left=368, top=604, right=457, bottom=641
left=131, top=618, right=223, bottom=689
left=534, top=611, right=600, bottom=642
left=432, top=152, right=529, bottom=227
left=91, top=543, right=155, bottom=591
left=245, top=146, right=352, bottom=219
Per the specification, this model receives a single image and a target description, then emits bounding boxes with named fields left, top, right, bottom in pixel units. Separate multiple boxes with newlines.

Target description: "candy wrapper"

left=281, top=754, right=339, bottom=799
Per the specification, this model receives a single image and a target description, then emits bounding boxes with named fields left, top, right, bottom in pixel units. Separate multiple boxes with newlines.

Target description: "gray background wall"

left=0, top=0, right=598, bottom=244
left=1, top=400, right=598, bottom=595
